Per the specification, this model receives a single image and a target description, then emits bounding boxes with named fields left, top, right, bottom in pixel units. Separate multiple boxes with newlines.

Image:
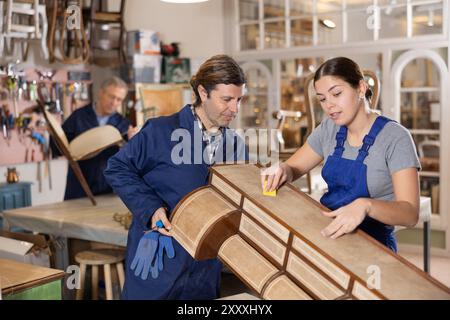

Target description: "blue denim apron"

left=320, top=116, right=397, bottom=252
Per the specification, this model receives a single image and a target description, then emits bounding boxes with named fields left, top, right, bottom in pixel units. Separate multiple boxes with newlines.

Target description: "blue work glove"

left=150, top=253, right=159, bottom=279
left=158, top=235, right=175, bottom=272
left=130, top=231, right=160, bottom=280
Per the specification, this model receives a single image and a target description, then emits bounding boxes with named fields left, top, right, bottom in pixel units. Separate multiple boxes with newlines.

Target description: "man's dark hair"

left=190, top=55, right=246, bottom=107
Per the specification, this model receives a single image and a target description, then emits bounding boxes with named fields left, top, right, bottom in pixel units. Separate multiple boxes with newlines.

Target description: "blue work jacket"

left=104, top=104, right=247, bottom=299
left=54, top=104, right=130, bottom=200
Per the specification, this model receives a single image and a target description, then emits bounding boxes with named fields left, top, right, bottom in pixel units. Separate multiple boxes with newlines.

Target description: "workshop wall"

left=0, top=158, right=67, bottom=206
left=123, top=0, right=225, bottom=58
left=0, top=0, right=227, bottom=206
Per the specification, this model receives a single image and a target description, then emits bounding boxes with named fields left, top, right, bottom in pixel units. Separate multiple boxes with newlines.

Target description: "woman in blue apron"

left=262, top=57, right=421, bottom=252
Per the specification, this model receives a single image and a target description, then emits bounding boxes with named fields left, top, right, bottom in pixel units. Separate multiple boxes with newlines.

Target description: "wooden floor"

left=399, top=251, right=450, bottom=288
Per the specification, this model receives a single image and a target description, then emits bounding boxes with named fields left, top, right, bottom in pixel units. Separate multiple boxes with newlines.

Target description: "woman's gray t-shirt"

left=307, top=117, right=421, bottom=201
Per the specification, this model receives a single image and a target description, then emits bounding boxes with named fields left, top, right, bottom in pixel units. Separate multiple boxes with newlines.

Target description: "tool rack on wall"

left=0, top=65, right=92, bottom=167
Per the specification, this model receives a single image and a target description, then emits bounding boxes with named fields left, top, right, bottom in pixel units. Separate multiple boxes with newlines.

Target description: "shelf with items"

left=241, top=95, right=268, bottom=128
left=420, top=176, right=440, bottom=214
left=420, top=171, right=440, bottom=178
left=399, top=87, right=439, bottom=93
left=239, top=61, right=272, bottom=129
left=400, top=90, right=440, bottom=131
left=409, top=129, right=440, bottom=135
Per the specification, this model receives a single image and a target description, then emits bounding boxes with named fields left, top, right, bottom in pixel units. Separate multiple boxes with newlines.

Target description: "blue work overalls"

left=51, top=104, right=130, bottom=200
left=320, top=116, right=397, bottom=252
left=104, top=105, right=247, bottom=299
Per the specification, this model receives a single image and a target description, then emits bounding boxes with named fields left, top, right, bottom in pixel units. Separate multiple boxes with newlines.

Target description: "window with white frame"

left=236, top=0, right=446, bottom=51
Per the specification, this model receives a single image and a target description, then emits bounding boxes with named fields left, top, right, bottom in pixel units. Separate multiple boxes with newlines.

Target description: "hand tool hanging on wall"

left=6, top=75, right=19, bottom=118
left=80, top=82, right=89, bottom=100
left=4, top=60, right=25, bottom=118
left=31, top=132, right=48, bottom=193
left=0, top=104, right=14, bottom=141
left=36, top=159, right=42, bottom=192
left=42, top=130, right=52, bottom=190
left=38, top=83, right=57, bottom=113
left=18, top=75, right=28, bottom=101
left=29, top=81, right=38, bottom=101
left=35, top=69, right=57, bottom=81
left=52, top=83, right=63, bottom=116
left=0, top=105, right=9, bottom=141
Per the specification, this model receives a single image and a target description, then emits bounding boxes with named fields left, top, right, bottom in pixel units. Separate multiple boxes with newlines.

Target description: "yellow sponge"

left=263, top=181, right=277, bottom=197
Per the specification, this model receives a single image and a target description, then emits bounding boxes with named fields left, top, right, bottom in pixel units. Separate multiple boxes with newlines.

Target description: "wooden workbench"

left=0, top=259, right=65, bottom=300
left=2, top=194, right=129, bottom=247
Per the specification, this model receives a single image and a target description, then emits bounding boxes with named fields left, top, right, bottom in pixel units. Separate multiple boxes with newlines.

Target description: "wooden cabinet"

left=0, top=182, right=32, bottom=211
left=0, top=182, right=32, bottom=230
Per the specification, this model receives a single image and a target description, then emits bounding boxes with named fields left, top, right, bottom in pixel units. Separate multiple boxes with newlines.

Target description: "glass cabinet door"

left=239, top=61, right=274, bottom=129
left=398, top=57, right=441, bottom=215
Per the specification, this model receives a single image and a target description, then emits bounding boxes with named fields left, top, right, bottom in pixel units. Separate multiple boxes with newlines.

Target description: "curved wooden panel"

left=171, top=188, right=239, bottom=259
left=292, top=236, right=350, bottom=289
left=170, top=164, right=450, bottom=300
left=287, top=253, right=344, bottom=299
left=239, top=214, right=286, bottom=266
left=263, top=275, right=312, bottom=300
left=70, top=125, right=123, bottom=161
left=218, top=235, right=278, bottom=294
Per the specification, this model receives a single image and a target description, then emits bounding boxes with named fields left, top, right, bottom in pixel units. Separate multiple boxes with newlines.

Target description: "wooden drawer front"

left=211, top=175, right=242, bottom=205
left=239, top=214, right=286, bottom=265
left=292, top=236, right=350, bottom=289
left=287, top=253, right=344, bottom=300
left=242, top=198, right=289, bottom=243
left=263, top=275, right=312, bottom=300
left=352, top=281, right=381, bottom=300
left=219, top=235, right=278, bottom=294
left=172, top=189, right=235, bottom=257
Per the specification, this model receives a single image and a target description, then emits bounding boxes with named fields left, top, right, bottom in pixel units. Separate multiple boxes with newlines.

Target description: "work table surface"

left=2, top=194, right=129, bottom=246
left=0, top=259, right=65, bottom=296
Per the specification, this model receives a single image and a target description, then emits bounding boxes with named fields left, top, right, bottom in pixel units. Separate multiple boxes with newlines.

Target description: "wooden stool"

left=75, top=249, right=125, bottom=300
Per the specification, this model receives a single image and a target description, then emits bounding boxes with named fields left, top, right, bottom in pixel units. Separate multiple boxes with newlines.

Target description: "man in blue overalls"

left=53, top=77, right=138, bottom=200
left=104, top=55, right=248, bottom=299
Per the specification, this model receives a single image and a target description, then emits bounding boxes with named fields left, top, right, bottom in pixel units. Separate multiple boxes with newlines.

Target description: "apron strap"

left=333, top=126, right=348, bottom=157
left=356, top=116, right=391, bottom=162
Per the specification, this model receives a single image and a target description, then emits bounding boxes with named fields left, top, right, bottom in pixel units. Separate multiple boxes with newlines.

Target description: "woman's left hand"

left=321, top=198, right=370, bottom=239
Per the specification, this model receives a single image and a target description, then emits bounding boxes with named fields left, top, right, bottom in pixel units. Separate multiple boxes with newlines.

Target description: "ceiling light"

left=320, top=19, right=336, bottom=29
left=161, top=0, right=209, bottom=3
